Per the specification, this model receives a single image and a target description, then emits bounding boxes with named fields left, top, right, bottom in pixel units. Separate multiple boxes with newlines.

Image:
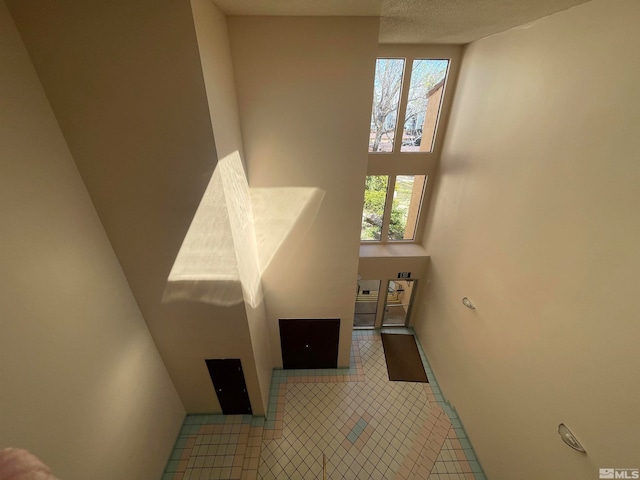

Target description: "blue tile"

left=460, top=438, right=472, bottom=450
left=356, top=418, right=368, bottom=429
left=178, top=425, right=191, bottom=436
left=469, top=460, right=482, bottom=473
left=212, top=416, right=225, bottom=424
left=165, top=460, right=179, bottom=473
left=463, top=448, right=477, bottom=461
left=352, top=424, right=364, bottom=436
left=443, top=405, right=457, bottom=419
left=347, top=430, right=359, bottom=443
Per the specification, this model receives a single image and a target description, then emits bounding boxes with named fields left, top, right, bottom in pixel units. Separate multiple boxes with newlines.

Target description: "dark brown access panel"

left=279, top=318, right=340, bottom=369
left=205, top=359, right=252, bottom=415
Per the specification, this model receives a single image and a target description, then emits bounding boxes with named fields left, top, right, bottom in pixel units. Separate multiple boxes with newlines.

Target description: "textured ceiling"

left=211, top=0, right=592, bottom=44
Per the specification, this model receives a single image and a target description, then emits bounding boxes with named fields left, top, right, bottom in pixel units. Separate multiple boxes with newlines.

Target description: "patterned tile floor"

left=163, top=328, right=486, bottom=480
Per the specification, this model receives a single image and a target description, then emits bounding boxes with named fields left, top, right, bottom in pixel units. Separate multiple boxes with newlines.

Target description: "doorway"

left=382, top=279, right=416, bottom=327
left=354, top=279, right=380, bottom=328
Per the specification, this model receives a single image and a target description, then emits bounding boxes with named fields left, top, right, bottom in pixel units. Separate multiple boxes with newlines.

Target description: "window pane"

left=400, top=59, right=449, bottom=152
left=369, top=59, right=405, bottom=153
left=388, top=175, right=427, bottom=241
left=361, top=175, right=389, bottom=241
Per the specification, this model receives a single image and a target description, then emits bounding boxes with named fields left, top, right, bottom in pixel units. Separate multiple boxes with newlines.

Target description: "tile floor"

left=163, top=329, right=486, bottom=480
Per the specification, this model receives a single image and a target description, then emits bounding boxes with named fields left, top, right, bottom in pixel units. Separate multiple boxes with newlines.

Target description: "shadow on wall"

left=163, top=150, right=324, bottom=308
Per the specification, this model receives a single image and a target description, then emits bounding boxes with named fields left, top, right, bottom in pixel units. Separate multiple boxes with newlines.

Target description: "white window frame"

left=363, top=45, right=461, bottom=245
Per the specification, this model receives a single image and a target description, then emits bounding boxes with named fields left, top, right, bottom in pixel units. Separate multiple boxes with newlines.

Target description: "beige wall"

left=229, top=16, right=380, bottom=367
left=190, top=0, right=245, bottom=163
left=0, top=2, right=184, bottom=478
left=415, top=0, right=640, bottom=478
left=359, top=245, right=429, bottom=282
left=7, top=0, right=263, bottom=414
left=190, top=0, right=272, bottom=415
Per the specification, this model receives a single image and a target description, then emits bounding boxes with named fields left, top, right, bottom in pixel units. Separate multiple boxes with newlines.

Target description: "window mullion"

left=393, top=57, right=413, bottom=153
left=380, top=175, right=396, bottom=242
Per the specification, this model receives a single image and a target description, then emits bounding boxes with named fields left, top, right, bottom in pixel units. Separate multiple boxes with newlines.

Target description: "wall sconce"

left=462, top=297, right=476, bottom=309
left=558, top=424, right=586, bottom=452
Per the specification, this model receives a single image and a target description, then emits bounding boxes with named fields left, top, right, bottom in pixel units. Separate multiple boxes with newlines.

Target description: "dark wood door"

left=205, top=359, right=252, bottom=415
left=279, top=319, right=340, bottom=369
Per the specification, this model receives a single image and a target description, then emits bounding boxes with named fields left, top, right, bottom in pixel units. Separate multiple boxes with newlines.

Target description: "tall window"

left=401, top=59, right=449, bottom=153
left=368, top=59, right=405, bottom=153
left=360, top=175, right=427, bottom=242
left=362, top=54, right=451, bottom=243
left=368, top=59, right=449, bottom=155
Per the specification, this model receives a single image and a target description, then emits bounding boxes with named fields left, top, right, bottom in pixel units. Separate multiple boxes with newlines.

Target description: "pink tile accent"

left=341, top=438, right=352, bottom=450
left=424, top=446, right=437, bottom=462
left=422, top=458, right=434, bottom=471
left=247, top=446, right=260, bottom=458
left=456, top=449, right=467, bottom=461
left=248, top=437, right=261, bottom=447
left=406, top=449, right=418, bottom=463
left=245, top=470, right=257, bottom=480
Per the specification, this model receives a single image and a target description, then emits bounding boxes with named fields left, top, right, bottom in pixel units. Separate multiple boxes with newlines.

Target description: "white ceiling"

left=212, top=0, right=592, bottom=44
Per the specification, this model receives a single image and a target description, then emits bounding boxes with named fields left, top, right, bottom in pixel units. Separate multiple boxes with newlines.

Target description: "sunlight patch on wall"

left=164, top=151, right=324, bottom=308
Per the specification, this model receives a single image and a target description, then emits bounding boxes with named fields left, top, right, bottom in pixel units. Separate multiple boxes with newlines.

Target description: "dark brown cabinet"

left=205, top=359, right=252, bottom=415
left=279, top=318, right=340, bottom=369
